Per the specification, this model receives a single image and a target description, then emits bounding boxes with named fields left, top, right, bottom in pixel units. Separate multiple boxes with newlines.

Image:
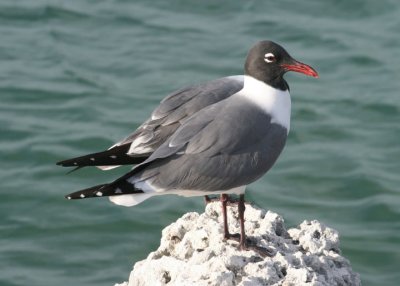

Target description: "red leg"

left=221, top=194, right=230, bottom=239
left=238, top=194, right=246, bottom=249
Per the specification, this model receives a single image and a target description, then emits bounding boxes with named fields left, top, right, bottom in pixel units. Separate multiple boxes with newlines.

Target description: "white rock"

left=116, top=202, right=360, bottom=286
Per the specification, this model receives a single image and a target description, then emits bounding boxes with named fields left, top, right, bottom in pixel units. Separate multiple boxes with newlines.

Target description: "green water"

left=1, top=0, right=399, bottom=285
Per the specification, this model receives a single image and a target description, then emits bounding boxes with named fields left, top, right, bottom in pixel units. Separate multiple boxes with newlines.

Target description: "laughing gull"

left=58, top=40, right=318, bottom=251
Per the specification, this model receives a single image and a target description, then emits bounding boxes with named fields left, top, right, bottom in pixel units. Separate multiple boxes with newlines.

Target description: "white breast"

left=239, top=75, right=291, bottom=132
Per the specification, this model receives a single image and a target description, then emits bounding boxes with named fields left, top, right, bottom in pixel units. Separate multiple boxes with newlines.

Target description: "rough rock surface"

left=115, top=202, right=360, bottom=286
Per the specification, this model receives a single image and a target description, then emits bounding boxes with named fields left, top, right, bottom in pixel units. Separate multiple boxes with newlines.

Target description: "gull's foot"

left=223, top=232, right=240, bottom=241
left=226, top=234, right=275, bottom=258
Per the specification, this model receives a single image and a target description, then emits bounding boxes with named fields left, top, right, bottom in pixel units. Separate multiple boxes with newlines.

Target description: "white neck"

left=239, top=75, right=291, bottom=132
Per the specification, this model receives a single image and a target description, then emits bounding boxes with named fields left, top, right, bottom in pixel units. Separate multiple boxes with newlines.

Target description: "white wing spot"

left=67, top=196, right=71, bottom=200
left=73, top=162, right=78, bottom=165
left=96, top=191, right=103, bottom=197
left=80, top=194, right=85, bottom=198
left=90, top=158, right=95, bottom=161
left=110, top=155, right=117, bottom=159
left=115, top=188, right=123, bottom=194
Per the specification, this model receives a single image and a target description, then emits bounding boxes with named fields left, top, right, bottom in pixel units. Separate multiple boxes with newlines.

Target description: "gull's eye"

left=264, top=53, right=276, bottom=63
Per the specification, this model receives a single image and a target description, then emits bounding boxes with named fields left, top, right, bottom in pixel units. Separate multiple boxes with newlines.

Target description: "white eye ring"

left=264, top=53, right=275, bottom=63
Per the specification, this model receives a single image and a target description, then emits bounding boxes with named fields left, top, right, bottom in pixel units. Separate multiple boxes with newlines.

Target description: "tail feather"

left=57, top=144, right=149, bottom=169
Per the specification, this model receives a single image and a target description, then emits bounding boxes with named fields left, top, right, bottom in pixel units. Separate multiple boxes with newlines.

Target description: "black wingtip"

left=56, top=159, right=79, bottom=167
left=56, top=160, right=80, bottom=169
left=56, top=159, right=78, bottom=166
left=65, top=166, right=83, bottom=174
left=65, top=184, right=109, bottom=200
left=64, top=175, right=145, bottom=201
left=56, top=144, right=149, bottom=169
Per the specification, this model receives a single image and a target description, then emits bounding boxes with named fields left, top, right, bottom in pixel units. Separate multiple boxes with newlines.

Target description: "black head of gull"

left=245, top=40, right=318, bottom=91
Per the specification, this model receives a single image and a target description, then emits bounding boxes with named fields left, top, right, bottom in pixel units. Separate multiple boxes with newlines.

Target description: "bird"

left=57, top=40, right=318, bottom=251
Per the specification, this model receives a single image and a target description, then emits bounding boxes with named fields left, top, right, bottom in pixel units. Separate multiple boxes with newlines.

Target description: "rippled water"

left=1, top=1, right=399, bottom=285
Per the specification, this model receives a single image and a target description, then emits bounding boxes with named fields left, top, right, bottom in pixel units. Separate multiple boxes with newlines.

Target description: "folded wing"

left=57, top=76, right=244, bottom=170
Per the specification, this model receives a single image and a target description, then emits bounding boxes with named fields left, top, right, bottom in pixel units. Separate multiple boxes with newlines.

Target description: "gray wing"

left=128, top=95, right=288, bottom=191
left=113, top=76, right=244, bottom=155
left=57, top=76, right=243, bottom=169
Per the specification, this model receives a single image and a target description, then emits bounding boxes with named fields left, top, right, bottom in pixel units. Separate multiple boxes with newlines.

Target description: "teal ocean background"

left=1, top=1, right=399, bottom=285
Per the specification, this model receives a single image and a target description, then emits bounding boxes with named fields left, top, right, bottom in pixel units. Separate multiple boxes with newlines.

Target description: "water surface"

left=1, top=1, right=399, bottom=285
